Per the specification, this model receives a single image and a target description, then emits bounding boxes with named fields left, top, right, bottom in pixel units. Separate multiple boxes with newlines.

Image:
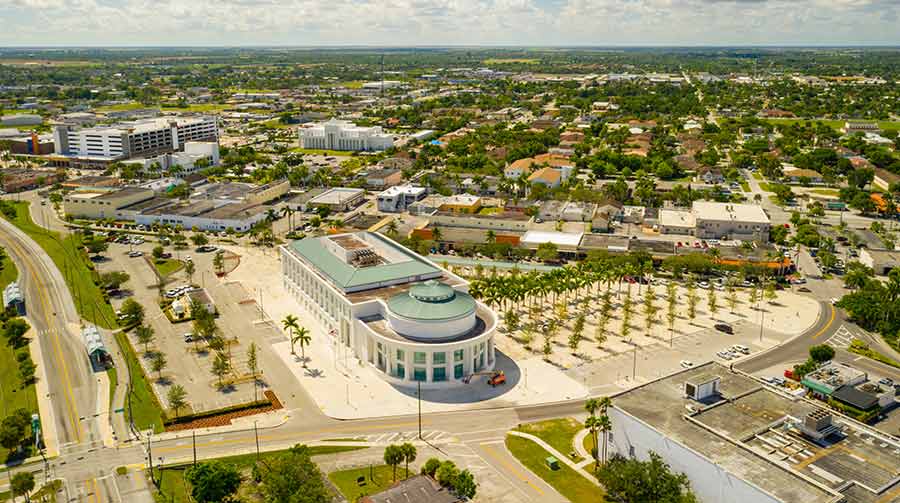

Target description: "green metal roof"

left=801, top=378, right=833, bottom=396
left=387, top=281, right=476, bottom=321
left=289, top=233, right=441, bottom=291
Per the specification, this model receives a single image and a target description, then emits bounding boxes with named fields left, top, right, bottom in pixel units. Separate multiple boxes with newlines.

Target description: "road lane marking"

left=3, top=229, right=83, bottom=443
left=812, top=306, right=836, bottom=339
left=480, top=443, right=545, bottom=496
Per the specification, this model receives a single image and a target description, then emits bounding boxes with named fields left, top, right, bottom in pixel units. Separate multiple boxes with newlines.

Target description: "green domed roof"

left=387, top=281, right=476, bottom=321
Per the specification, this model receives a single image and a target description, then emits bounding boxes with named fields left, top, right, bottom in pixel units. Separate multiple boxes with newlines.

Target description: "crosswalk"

left=825, top=324, right=856, bottom=349
left=359, top=430, right=449, bottom=444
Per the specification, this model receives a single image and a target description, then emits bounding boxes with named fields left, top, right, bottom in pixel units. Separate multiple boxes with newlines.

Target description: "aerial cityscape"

left=0, top=39, right=899, bottom=503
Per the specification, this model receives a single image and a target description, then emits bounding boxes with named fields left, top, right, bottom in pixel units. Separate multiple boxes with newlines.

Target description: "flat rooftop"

left=308, top=187, right=364, bottom=206
left=614, top=363, right=900, bottom=502
left=693, top=201, right=770, bottom=224
left=286, top=232, right=445, bottom=294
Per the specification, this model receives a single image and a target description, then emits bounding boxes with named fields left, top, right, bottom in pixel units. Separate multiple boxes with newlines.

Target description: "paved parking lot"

left=99, top=240, right=278, bottom=414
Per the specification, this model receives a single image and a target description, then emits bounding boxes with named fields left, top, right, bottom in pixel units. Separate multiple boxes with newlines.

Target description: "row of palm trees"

left=585, top=397, right=612, bottom=466
left=281, top=314, right=312, bottom=366
left=468, top=257, right=655, bottom=313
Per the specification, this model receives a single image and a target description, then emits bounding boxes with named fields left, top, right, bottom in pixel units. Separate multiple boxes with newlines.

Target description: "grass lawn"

left=154, top=259, right=184, bottom=278
left=0, top=479, right=62, bottom=502
left=113, top=330, right=164, bottom=433
left=153, top=445, right=367, bottom=503
left=2, top=202, right=117, bottom=329
left=515, top=418, right=584, bottom=462
left=582, top=434, right=600, bottom=472
left=329, top=464, right=400, bottom=503
left=289, top=147, right=353, bottom=156
left=0, top=251, right=38, bottom=431
left=848, top=340, right=900, bottom=369
left=505, top=435, right=606, bottom=503
left=758, top=182, right=773, bottom=192
left=810, top=188, right=841, bottom=197
left=752, top=172, right=763, bottom=180
left=740, top=181, right=751, bottom=192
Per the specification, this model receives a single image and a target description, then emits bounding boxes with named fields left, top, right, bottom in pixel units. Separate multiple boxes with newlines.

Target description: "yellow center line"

left=3, top=230, right=83, bottom=443
left=480, top=443, right=545, bottom=496
left=92, top=478, right=102, bottom=503
left=812, top=306, right=836, bottom=339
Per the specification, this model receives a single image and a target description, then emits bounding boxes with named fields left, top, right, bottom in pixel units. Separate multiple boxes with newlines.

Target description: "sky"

left=0, top=0, right=898, bottom=47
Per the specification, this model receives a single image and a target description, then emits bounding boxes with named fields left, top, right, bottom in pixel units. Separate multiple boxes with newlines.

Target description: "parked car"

left=878, top=378, right=894, bottom=387
left=714, top=323, right=733, bottom=334
left=182, top=332, right=194, bottom=342
left=127, top=251, right=143, bottom=258
left=680, top=360, right=694, bottom=368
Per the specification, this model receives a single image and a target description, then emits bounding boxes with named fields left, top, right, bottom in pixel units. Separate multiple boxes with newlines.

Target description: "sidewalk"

left=27, top=323, right=60, bottom=458
left=507, top=431, right=600, bottom=485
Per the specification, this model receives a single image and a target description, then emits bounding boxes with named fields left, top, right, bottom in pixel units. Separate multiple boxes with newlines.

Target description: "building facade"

left=376, top=185, right=427, bottom=213
left=299, top=119, right=394, bottom=151
left=281, top=232, right=497, bottom=386
left=54, top=116, right=218, bottom=159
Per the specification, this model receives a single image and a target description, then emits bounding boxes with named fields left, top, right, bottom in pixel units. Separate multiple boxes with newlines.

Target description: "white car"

left=698, top=281, right=710, bottom=289
left=680, top=360, right=694, bottom=369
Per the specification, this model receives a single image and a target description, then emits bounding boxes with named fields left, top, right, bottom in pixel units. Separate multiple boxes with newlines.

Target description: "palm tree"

left=485, top=230, right=497, bottom=244
left=585, top=415, right=601, bottom=462
left=384, top=444, right=404, bottom=482
left=399, top=442, right=417, bottom=478
left=281, top=206, right=295, bottom=232
left=282, top=314, right=300, bottom=353
left=292, top=326, right=312, bottom=365
left=597, top=414, right=612, bottom=465
left=431, top=226, right=442, bottom=243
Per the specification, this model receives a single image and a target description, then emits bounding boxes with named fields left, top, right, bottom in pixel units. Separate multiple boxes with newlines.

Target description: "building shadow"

left=388, top=350, right=521, bottom=404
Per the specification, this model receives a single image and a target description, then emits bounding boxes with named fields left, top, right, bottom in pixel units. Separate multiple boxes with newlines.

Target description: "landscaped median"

left=0, top=201, right=116, bottom=328
left=514, top=418, right=585, bottom=463
left=114, top=329, right=165, bottom=433
left=504, top=433, right=607, bottom=503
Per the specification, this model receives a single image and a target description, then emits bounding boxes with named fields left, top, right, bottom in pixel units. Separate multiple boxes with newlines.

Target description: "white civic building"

left=298, top=119, right=394, bottom=152
left=281, top=232, right=497, bottom=386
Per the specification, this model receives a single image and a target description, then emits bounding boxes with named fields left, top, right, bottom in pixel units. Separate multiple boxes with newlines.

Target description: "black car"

left=714, top=323, right=733, bottom=334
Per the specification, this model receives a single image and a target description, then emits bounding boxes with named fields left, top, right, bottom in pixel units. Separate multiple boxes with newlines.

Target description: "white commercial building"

left=376, top=185, right=427, bottom=213
left=659, top=202, right=770, bottom=242
left=298, top=119, right=394, bottom=152
left=281, top=232, right=497, bottom=387
left=607, top=363, right=900, bottom=503
left=53, top=116, right=218, bottom=159
left=122, top=141, right=220, bottom=177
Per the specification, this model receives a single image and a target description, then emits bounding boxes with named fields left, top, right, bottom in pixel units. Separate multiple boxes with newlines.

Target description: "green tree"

left=135, top=325, right=155, bottom=354
left=100, top=271, right=130, bottom=291
left=399, top=442, right=417, bottom=478
left=150, top=351, right=167, bottom=381
left=3, top=318, right=30, bottom=348
left=184, top=260, right=196, bottom=284
left=213, top=250, right=225, bottom=274
left=184, top=461, right=241, bottom=503
left=421, top=458, right=442, bottom=477
left=809, top=344, right=835, bottom=363
left=18, top=357, right=36, bottom=386
left=191, top=233, right=209, bottom=247
left=435, top=460, right=459, bottom=488
left=597, top=452, right=698, bottom=503
left=10, top=472, right=35, bottom=503
left=247, top=342, right=259, bottom=399
left=258, top=445, right=329, bottom=503
left=120, top=298, right=145, bottom=326
left=212, top=352, right=230, bottom=386
left=0, top=409, right=30, bottom=453
left=707, top=288, right=719, bottom=318
left=686, top=283, right=699, bottom=324
left=536, top=242, right=559, bottom=263
left=152, top=245, right=165, bottom=260
left=167, top=384, right=188, bottom=418
left=642, top=286, right=658, bottom=337
left=454, top=469, right=477, bottom=500
left=384, top=444, right=404, bottom=482
left=666, top=283, right=678, bottom=343
left=292, top=326, right=312, bottom=364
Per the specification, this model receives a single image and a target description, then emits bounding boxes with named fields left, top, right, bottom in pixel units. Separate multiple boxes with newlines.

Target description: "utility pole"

left=254, top=421, right=260, bottom=461
left=632, top=344, right=637, bottom=380
left=148, top=432, right=155, bottom=487
left=417, top=381, right=422, bottom=440
left=192, top=430, right=197, bottom=467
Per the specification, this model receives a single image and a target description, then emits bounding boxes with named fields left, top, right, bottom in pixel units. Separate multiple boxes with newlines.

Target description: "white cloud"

left=0, top=0, right=897, bottom=45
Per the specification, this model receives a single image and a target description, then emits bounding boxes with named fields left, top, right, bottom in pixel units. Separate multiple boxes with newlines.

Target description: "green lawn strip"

left=2, top=202, right=116, bottom=329
left=0, top=251, right=17, bottom=289
left=758, top=181, right=773, bottom=192
left=848, top=341, right=900, bottom=369
left=154, top=259, right=184, bottom=278
left=505, top=435, right=606, bottom=503
left=514, top=418, right=585, bottom=463
left=329, top=464, right=400, bottom=503
left=153, top=445, right=367, bottom=503
left=752, top=172, right=763, bottom=180
left=113, top=330, right=164, bottom=433
left=107, top=367, right=118, bottom=411
left=582, top=434, right=599, bottom=473
left=810, top=188, right=841, bottom=197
